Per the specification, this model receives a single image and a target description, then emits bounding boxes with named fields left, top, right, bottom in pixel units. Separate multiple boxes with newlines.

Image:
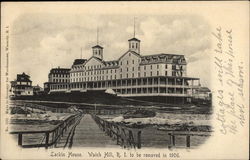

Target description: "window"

left=172, top=71, right=176, bottom=76
left=138, top=66, right=140, bottom=70
left=120, top=62, right=122, bottom=65
left=127, top=74, right=128, bottom=78
left=111, top=70, right=112, bottom=73
left=127, top=68, right=129, bottom=72
left=136, top=43, right=138, bottom=48
left=120, top=74, right=122, bottom=79
left=127, top=61, right=129, bottom=65
left=150, top=72, right=152, bottom=76
left=157, top=65, right=159, bottom=69
left=120, top=68, right=122, bottom=72
left=165, top=64, right=168, bottom=69
left=115, top=75, right=116, bottom=79
left=157, top=71, right=159, bottom=76
left=144, top=66, right=146, bottom=70
left=138, top=72, right=140, bottom=77
left=106, top=70, right=108, bottom=74
left=172, top=65, right=176, bottom=70
left=144, top=72, right=146, bottom=77
left=132, top=67, right=134, bottom=71
left=132, top=73, right=134, bottom=78
left=151, top=65, right=152, bottom=69
left=132, top=60, right=134, bottom=64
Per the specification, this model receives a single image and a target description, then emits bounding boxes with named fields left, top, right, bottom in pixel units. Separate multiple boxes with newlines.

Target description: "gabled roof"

left=92, top=45, right=103, bottom=49
left=128, top=37, right=141, bottom=42
left=118, top=50, right=141, bottom=61
left=73, top=59, right=87, bottom=65
left=82, top=56, right=104, bottom=66
left=16, top=72, right=32, bottom=82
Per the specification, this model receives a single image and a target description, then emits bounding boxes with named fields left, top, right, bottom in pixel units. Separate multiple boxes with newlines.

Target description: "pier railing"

left=92, top=114, right=211, bottom=149
left=10, top=113, right=82, bottom=148
left=91, top=114, right=142, bottom=149
left=165, top=130, right=212, bottom=148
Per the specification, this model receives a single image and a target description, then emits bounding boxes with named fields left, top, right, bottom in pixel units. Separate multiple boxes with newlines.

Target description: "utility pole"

left=97, top=27, right=99, bottom=45
left=134, top=17, right=136, bottom=38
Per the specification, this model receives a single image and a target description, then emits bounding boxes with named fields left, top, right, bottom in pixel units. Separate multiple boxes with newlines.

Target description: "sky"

left=10, top=14, right=211, bottom=88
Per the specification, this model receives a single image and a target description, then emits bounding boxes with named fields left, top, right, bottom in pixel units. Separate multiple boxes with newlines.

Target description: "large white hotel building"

left=48, top=36, right=200, bottom=103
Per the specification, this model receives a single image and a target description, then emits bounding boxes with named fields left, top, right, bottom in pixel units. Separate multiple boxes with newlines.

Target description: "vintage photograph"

left=1, top=2, right=249, bottom=160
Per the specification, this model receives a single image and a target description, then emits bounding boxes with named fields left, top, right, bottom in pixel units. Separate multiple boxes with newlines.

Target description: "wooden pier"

left=10, top=112, right=211, bottom=149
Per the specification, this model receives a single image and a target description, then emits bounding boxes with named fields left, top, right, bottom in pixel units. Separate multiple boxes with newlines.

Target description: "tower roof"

left=128, top=37, right=140, bottom=42
left=92, top=45, right=103, bottom=49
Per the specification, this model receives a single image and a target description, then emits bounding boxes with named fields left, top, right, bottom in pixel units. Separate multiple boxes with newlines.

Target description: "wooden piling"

left=137, top=131, right=141, bottom=149
left=45, top=132, right=50, bottom=149
left=18, top=134, right=22, bottom=146
left=186, top=135, right=190, bottom=148
left=172, top=135, right=175, bottom=146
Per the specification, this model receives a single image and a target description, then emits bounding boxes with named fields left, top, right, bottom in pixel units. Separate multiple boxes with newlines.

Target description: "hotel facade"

left=48, top=36, right=200, bottom=103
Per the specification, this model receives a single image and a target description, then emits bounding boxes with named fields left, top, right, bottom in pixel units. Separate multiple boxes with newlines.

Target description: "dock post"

left=45, top=132, right=50, bottom=149
left=116, top=127, right=119, bottom=145
left=186, top=135, right=190, bottom=148
left=168, top=133, right=172, bottom=148
left=18, top=134, right=22, bottom=146
left=137, top=131, right=141, bottom=149
left=172, top=135, right=175, bottom=146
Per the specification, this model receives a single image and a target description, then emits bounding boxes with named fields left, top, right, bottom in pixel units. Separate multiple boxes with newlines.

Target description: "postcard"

left=1, top=2, right=249, bottom=160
